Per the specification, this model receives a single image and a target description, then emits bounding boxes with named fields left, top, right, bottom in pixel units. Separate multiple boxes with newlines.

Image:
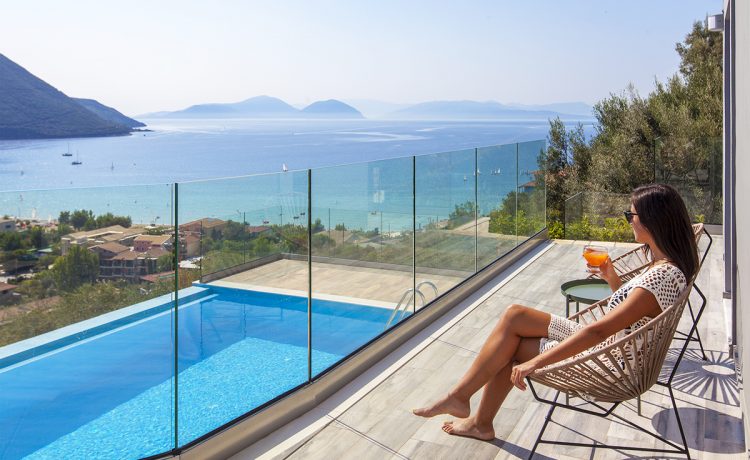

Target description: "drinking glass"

left=582, top=245, right=608, bottom=274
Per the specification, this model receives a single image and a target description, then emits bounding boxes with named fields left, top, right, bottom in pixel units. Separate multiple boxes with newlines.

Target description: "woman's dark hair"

left=631, top=184, right=699, bottom=281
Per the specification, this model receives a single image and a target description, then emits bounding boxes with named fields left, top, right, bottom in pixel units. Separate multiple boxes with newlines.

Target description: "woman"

left=413, top=184, right=699, bottom=441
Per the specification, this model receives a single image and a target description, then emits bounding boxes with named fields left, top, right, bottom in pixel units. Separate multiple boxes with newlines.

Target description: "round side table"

left=560, top=278, right=613, bottom=317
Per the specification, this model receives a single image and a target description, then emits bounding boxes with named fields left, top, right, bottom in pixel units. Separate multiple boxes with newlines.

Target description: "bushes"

left=564, top=215, right=635, bottom=242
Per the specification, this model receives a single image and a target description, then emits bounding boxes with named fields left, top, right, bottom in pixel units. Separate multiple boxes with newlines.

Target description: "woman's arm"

left=510, top=287, right=661, bottom=390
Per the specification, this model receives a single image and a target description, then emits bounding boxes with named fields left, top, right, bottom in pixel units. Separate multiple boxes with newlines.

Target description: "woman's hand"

left=511, top=359, right=541, bottom=391
left=597, top=257, right=622, bottom=290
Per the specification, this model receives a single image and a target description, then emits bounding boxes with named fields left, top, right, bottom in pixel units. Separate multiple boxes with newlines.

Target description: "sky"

left=0, top=0, right=722, bottom=116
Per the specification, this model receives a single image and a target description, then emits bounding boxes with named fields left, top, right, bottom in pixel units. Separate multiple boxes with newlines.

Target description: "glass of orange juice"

left=583, top=245, right=608, bottom=274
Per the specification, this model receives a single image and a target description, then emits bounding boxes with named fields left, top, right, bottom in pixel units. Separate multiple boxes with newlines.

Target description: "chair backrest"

left=597, top=222, right=709, bottom=283
left=530, top=281, right=693, bottom=403
left=692, top=222, right=712, bottom=269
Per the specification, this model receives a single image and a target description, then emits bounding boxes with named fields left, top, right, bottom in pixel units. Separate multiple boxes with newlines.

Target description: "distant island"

left=142, top=95, right=591, bottom=121
left=0, top=53, right=143, bottom=140
left=143, top=95, right=365, bottom=119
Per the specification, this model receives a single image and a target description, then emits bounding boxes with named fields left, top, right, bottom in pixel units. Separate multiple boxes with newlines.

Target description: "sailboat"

left=72, top=152, right=82, bottom=165
left=282, top=163, right=289, bottom=172
left=62, top=143, right=73, bottom=157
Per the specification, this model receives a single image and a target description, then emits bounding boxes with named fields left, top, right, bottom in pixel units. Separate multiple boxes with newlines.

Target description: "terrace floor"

left=231, top=236, right=744, bottom=459
left=214, top=259, right=467, bottom=304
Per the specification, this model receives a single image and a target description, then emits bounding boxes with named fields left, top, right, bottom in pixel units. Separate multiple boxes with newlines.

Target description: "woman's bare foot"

left=412, top=394, right=470, bottom=418
left=442, top=418, right=495, bottom=441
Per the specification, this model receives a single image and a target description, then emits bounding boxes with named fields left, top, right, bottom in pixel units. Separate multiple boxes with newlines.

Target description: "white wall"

left=730, top=0, right=750, bottom=449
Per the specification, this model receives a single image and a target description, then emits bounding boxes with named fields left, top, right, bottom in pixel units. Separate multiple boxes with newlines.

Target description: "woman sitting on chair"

left=413, top=183, right=699, bottom=441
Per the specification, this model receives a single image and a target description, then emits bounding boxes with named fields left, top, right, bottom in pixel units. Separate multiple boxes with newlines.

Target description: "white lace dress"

left=539, top=263, right=688, bottom=355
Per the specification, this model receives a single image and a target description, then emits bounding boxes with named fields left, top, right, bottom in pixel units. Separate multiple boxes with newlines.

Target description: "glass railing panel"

left=176, top=171, right=309, bottom=445
left=415, top=149, right=476, bottom=301
left=310, top=157, right=413, bottom=377
left=655, top=136, right=723, bottom=224
left=517, top=140, right=547, bottom=237
left=0, top=184, right=176, bottom=459
left=563, top=191, right=633, bottom=242
left=477, top=143, right=519, bottom=269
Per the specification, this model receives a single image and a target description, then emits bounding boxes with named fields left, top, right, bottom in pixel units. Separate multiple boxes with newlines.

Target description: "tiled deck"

left=232, top=236, right=743, bottom=459
left=215, top=259, right=465, bottom=304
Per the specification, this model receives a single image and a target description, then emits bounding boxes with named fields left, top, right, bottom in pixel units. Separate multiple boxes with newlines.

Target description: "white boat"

left=282, top=163, right=289, bottom=172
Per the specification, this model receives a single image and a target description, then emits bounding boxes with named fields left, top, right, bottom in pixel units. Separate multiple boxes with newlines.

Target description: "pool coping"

left=206, top=280, right=397, bottom=309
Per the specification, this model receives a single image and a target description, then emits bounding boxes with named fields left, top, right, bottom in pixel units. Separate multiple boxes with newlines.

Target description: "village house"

left=61, top=225, right=145, bottom=255
left=179, top=217, right=226, bottom=236
left=0, top=218, right=17, bottom=233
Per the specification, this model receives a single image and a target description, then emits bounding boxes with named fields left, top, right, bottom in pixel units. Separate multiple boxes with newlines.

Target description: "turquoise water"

left=25, top=338, right=340, bottom=460
left=0, top=286, right=394, bottom=460
left=0, top=119, right=589, bottom=226
left=0, top=119, right=592, bottom=190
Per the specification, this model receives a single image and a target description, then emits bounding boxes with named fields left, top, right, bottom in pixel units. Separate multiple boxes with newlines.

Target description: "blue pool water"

left=0, top=285, right=394, bottom=460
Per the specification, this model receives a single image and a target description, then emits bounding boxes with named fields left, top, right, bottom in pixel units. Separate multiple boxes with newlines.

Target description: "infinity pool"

left=0, top=285, right=394, bottom=460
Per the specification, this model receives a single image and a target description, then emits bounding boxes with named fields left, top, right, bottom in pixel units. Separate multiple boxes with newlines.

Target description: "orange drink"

left=583, top=245, right=608, bottom=273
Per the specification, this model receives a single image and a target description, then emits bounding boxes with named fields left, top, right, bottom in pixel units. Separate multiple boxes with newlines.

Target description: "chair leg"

left=668, top=385, right=691, bottom=460
left=686, top=298, right=708, bottom=360
left=529, top=392, right=559, bottom=459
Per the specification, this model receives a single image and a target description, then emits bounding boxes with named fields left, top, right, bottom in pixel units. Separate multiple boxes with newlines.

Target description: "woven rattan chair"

left=588, top=223, right=712, bottom=359
left=526, top=281, right=702, bottom=459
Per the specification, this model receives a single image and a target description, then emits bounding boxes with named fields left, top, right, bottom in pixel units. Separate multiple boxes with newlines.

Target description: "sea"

left=0, top=118, right=594, bottom=230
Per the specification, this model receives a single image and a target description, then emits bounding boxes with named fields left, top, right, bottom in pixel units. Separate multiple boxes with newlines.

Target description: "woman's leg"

left=413, top=304, right=550, bottom=418
left=441, top=337, right=541, bottom=440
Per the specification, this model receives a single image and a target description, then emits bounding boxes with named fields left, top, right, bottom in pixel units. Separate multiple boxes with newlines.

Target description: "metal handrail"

left=385, top=288, right=425, bottom=329
left=416, top=280, right=438, bottom=299
left=385, top=281, right=440, bottom=329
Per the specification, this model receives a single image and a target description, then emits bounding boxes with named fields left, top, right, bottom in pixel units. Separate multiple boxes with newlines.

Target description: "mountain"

left=301, top=99, right=363, bottom=118
left=149, top=95, right=301, bottom=118
left=144, top=96, right=366, bottom=119
left=0, top=53, right=132, bottom=140
left=387, top=100, right=590, bottom=120
left=73, top=98, right=145, bottom=128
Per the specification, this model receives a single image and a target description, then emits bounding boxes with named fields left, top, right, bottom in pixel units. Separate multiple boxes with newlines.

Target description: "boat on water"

left=282, top=163, right=289, bottom=172
left=62, top=143, right=73, bottom=157
left=72, top=152, right=82, bottom=165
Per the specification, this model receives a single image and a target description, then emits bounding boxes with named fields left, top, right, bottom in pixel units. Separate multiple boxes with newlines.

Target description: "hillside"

left=0, top=53, right=132, bottom=140
left=73, top=98, right=145, bottom=128
left=301, top=99, right=363, bottom=118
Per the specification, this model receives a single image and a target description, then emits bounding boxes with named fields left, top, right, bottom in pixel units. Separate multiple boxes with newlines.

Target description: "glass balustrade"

left=0, top=141, right=546, bottom=458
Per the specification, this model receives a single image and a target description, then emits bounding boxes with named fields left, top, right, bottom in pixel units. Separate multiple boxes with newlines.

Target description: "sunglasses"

left=623, top=210, right=638, bottom=223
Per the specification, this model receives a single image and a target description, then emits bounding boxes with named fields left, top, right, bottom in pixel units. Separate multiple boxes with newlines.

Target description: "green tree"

left=157, top=253, right=174, bottom=272
left=70, top=210, right=93, bottom=230
left=447, top=201, right=477, bottom=229
left=95, top=212, right=132, bottom=228
left=52, top=245, right=99, bottom=291
left=28, top=226, right=46, bottom=249
left=58, top=211, right=71, bottom=225
left=0, top=232, right=23, bottom=251
left=547, top=20, right=723, bottom=232
left=312, top=218, right=325, bottom=233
